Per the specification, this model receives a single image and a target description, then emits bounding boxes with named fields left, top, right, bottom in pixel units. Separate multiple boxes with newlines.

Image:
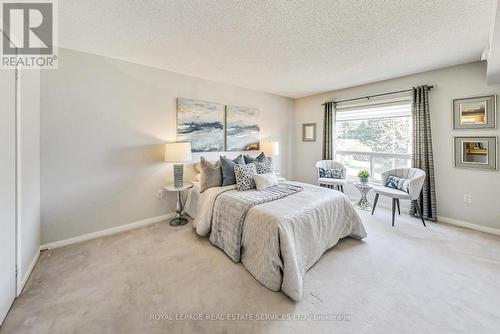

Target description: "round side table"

left=163, top=183, right=193, bottom=226
left=352, top=182, right=374, bottom=211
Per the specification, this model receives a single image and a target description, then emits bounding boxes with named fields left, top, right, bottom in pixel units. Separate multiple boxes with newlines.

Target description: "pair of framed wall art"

left=176, top=98, right=260, bottom=152
left=452, top=95, right=497, bottom=170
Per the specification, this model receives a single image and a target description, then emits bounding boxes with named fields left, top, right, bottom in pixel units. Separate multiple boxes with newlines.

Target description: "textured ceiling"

left=59, top=0, right=492, bottom=98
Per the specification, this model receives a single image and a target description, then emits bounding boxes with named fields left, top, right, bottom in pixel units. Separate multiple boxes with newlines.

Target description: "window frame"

left=334, top=100, right=413, bottom=183
left=335, top=150, right=412, bottom=184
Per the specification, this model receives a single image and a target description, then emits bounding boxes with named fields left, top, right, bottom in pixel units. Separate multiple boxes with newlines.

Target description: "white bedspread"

left=183, top=181, right=201, bottom=218
left=193, top=181, right=367, bottom=301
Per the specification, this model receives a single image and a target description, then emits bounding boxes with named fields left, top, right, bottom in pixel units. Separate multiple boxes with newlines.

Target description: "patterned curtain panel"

left=410, top=86, right=437, bottom=221
left=322, top=102, right=334, bottom=160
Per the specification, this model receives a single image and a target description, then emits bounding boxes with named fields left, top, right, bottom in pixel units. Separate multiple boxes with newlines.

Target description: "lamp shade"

left=261, top=141, right=280, bottom=156
left=164, top=142, right=192, bottom=163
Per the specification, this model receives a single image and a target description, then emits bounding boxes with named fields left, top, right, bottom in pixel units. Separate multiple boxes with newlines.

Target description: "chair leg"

left=396, top=199, right=400, bottom=215
left=414, top=200, right=426, bottom=227
left=392, top=198, right=396, bottom=227
left=371, top=193, right=379, bottom=215
left=340, top=185, right=344, bottom=193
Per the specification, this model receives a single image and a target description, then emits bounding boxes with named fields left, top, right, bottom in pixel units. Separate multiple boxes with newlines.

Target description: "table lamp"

left=261, top=141, right=280, bottom=157
left=164, top=142, right=192, bottom=187
left=261, top=141, right=280, bottom=172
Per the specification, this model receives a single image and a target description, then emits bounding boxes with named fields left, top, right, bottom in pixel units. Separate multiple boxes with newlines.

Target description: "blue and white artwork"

left=177, top=98, right=224, bottom=152
left=226, top=105, right=260, bottom=151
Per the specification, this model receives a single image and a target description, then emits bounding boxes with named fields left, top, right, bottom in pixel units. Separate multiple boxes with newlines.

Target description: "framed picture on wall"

left=452, top=95, right=496, bottom=129
left=225, top=105, right=260, bottom=151
left=302, top=123, right=316, bottom=142
left=454, top=136, right=497, bottom=170
left=177, top=98, right=224, bottom=152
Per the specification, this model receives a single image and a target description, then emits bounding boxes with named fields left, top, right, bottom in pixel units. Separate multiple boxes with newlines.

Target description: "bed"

left=191, top=180, right=367, bottom=301
left=183, top=181, right=201, bottom=219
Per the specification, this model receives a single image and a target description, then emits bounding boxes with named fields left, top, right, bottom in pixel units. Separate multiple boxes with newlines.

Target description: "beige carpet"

left=2, top=208, right=500, bottom=334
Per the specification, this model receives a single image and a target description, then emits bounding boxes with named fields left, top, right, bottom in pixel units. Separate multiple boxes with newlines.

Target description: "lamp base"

left=173, top=164, right=183, bottom=188
left=169, top=217, right=188, bottom=226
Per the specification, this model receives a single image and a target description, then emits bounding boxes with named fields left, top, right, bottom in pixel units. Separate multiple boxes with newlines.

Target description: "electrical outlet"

left=157, top=189, right=165, bottom=199
left=463, top=194, right=472, bottom=204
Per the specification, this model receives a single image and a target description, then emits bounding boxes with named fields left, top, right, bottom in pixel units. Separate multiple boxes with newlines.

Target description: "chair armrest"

left=408, top=174, right=425, bottom=200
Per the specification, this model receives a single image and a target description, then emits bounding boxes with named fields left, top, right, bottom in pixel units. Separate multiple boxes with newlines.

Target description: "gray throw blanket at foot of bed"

left=209, top=183, right=303, bottom=262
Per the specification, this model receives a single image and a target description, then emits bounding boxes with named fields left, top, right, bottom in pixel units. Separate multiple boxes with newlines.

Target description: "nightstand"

left=163, top=183, right=193, bottom=226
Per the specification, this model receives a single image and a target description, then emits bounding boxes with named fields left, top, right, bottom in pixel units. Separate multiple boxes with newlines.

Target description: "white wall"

left=293, top=62, right=500, bottom=230
left=0, top=68, right=17, bottom=324
left=41, top=48, right=294, bottom=245
left=18, top=69, right=41, bottom=291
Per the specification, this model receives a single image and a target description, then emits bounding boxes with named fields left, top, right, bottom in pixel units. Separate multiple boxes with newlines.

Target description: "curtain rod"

left=322, top=85, right=435, bottom=106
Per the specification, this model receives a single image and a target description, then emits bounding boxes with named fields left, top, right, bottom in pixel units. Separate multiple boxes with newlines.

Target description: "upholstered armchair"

left=372, top=167, right=426, bottom=227
left=315, top=160, right=347, bottom=192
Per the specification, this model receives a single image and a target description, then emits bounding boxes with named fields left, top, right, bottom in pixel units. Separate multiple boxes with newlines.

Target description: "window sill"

left=346, top=176, right=382, bottom=186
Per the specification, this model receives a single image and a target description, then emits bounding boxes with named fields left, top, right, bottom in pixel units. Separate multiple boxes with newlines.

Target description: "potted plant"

left=358, top=169, right=370, bottom=184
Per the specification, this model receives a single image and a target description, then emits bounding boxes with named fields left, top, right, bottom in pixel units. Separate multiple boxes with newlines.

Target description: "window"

left=335, top=101, right=412, bottom=182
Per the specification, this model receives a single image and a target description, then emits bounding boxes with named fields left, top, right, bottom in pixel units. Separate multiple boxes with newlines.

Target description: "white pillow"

left=254, top=172, right=278, bottom=191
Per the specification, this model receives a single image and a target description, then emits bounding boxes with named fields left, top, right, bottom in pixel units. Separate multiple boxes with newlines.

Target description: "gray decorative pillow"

left=220, top=155, right=245, bottom=186
left=319, top=167, right=343, bottom=179
left=199, top=157, right=222, bottom=193
left=243, top=152, right=267, bottom=164
left=233, top=154, right=245, bottom=165
left=255, top=160, right=273, bottom=174
left=195, top=160, right=218, bottom=173
left=234, top=163, right=257, bottom=191
left=385, top=175, right=410, bottom=193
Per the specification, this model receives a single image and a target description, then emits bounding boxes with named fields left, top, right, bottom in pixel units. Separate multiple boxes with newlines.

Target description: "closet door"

left=0, top=69, right=17, bottom=325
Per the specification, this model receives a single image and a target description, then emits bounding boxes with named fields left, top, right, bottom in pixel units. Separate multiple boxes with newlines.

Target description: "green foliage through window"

left=336, top=117, right=411, bottom=154
left=335, top=116, right=412, bottom=180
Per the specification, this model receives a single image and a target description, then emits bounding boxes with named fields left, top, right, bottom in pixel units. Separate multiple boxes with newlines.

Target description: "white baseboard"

left=438, top=215, right=500, bottom=236
left=347, top=194, right=500, bottom=236
left=41, top=213, right=175, bottom=250
left=17, top=248, right=40, bottom=296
